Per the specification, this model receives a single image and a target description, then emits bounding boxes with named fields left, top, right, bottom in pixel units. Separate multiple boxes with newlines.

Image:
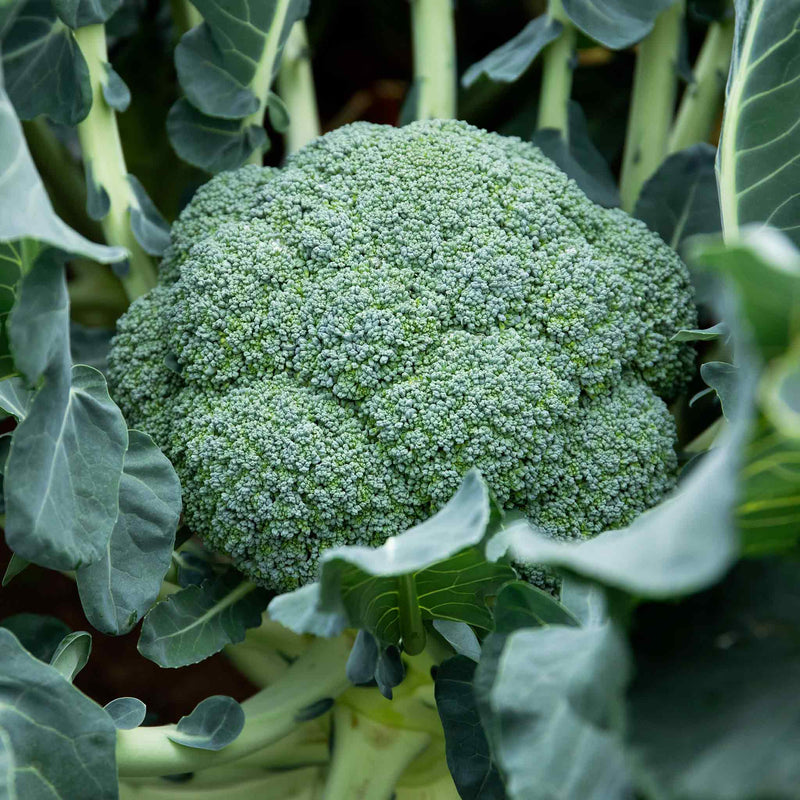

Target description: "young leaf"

left=76, top=430, right=182, bottom=636
left=346, top=629, right=379, bottom=685
left=561, top=0, right=677, bottom=50
left=49, top=630, right=92, bottom=682
left=671, top=322, right=728, bottom=342
left=138, top=572, right=270, bottom=667
left=461, top=15, right=562, bottom=87
left=127, top=174, right=171, bottom=256
left=104, top=696, right=147, bottom=730
left=700, top=361, right=738, bottom=420
left=1, top=552, right=28, bottom=585
left=475, top=623, right=632, bottom=800
left=167, top=695, right=245, bottom=751
left=0, top=628, right=118, bottom=799
left=436, top=656, right=506, bottom=800
left=0, top=613, right=70, bottom=662
left=634, top=144, right=721, bottom=250
left=0, top=61, right=125, bottom=263
left=269, top=471, right=515, bottom=648
left=1, top=0, right=91, bottom=125
left=84, top=159, right=111, bottom=221
left=627, top=558, right=800, bottom=800
left=718, top=0, right=800, bottom=247
left=432, top=620, right=482, bottom=662
left=100, top=61, right=130, bottom=112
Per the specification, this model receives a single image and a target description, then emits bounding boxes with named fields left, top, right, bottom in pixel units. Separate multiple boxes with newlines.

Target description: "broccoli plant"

left=1, top=1, right=799, bottom=800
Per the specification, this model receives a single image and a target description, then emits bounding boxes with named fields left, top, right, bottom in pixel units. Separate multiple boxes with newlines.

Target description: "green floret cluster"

left=107, top=119, right=696, bottom=591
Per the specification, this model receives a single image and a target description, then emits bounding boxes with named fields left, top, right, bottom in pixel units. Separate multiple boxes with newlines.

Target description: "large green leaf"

left=76, top=430, right=182, bottom=635
left=627, top=558, right=800, bottom=800
left=2, top=366, right=127, bottom=570
left=0, top=60, right=125, bottom=263
left=138, top=572, right=270, bottom=667
left=269, top=471, right=516, bottom=648
left=0, top=242, right=21, bottom=379
left=561, top=0, right=676, bottom=49
left=690, top=229, right=800, bottom=360
left=738, top=419, right=800, bottom=555
left=0, top=628, right=118, bottom=799
left=51, top=0, right=122, bottom=28
left=487, top=418, right=747, bottom=598
left=475, top=622, right=632, bottom=800
left=1, top=0, right=91, bottom=124
left=718, top=0, right=800, bottom=247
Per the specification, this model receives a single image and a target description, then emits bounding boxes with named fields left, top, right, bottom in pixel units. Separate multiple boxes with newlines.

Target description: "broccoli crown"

left=108, top=120, right=696, bottom=591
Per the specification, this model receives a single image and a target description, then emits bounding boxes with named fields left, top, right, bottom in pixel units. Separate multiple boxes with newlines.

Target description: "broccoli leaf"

left=627, top=558, right=800, bottom=800
left=461, top=15, right=562, bottom=87
left=1, top=0, right=91, bottom=125
left=167, top=696, right=245, bottom=751
left=561, top=0, right=676, bottom=50
left=435, top=656, right=506, bottom=800
left=269, top=471, right=516, bottom=649
left=718, top=0, right=800, bottom=248
left=0, top=628, right=118, bottom=799
left=0, top=61, right=125, bottom=263
left=76, top=430, right=182, bottom=636
left=104, top=697, right=146, bottom=730
left=138, top=572, right=270, bottom=667
left=635, top=144, right=721, bottom=250
left=475, top=622, right=632, bottom=800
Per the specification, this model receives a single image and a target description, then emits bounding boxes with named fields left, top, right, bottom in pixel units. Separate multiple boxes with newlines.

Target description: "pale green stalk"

left=277, top=21, right=320, bottom=154
left=245, top=0, right=292, bottom=165
left=410, top=0, right=457, bottom=120
left=74, top=24, right=157, bottom=300
left=322, top=705, right=431, bottom=800
left=116, top=635, right=352, bottom=777
left=620, top=1, right=686, bottom=212
left=537, top=0, right=577, bottom=134
left=669, top=17, right=735, bottom=153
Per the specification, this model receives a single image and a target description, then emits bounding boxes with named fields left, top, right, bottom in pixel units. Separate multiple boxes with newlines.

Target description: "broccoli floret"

left=108, top=119, right=696, bottom=591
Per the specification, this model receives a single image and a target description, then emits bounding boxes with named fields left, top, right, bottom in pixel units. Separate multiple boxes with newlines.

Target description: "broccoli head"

left=108, top=120, right=696, bottom=591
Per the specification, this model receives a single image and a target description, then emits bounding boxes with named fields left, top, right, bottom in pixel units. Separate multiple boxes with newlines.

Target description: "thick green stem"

left=397, top=575, right=426, bottom=655
left=74, top=24, right=157, bottom=300
left=277, top=21, right=320, bottom=154
left=322, top=704, right=430, bottom=800
left=119, top=766, right=322, bottom=799
left=537, top=0, right=576, bottom=134
left=245, top=0, right=293, bottom=165
left=116, top=635, right=352, bottom=777
left=619, top=1, right=685, bottom=212
left=410, top=0, right=457, bottom=120
left=668, top=17, right=735, bottom=153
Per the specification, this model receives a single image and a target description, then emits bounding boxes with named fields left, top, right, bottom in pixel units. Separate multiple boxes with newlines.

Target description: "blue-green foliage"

left=107, top=120, right=696, bottom=591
